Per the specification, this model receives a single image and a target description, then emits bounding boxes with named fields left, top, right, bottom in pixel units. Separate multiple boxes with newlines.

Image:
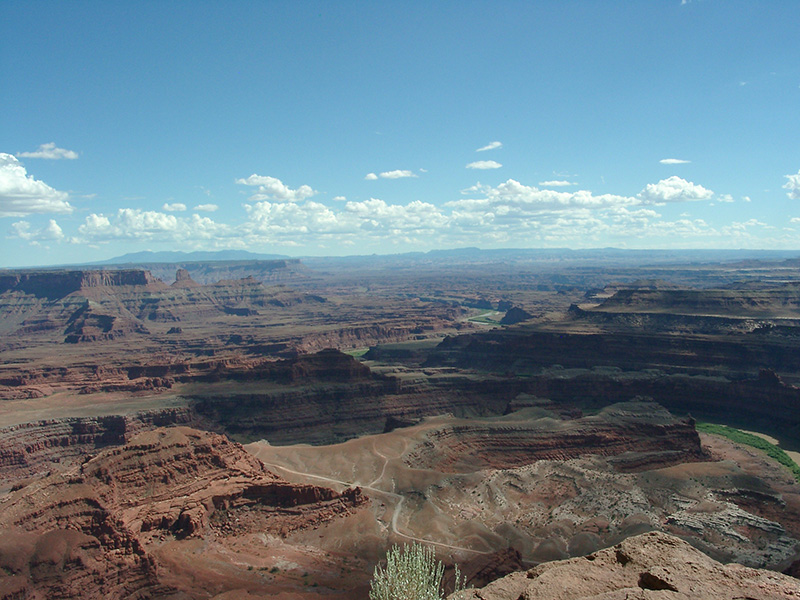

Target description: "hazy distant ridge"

left=95, top=250, right=290, bottom=264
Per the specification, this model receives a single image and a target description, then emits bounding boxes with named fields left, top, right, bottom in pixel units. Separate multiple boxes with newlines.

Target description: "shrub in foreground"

left=369, top=542, right=466, bottom=600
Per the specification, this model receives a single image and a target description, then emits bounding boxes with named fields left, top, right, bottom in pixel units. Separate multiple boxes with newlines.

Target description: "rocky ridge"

left=404, top=401, right=704, bottom=473
left=0, top=408, right=193, bottom=487
left=0, top=427, right=366, bottom=599
left=450, top=530, right=800, bottom=599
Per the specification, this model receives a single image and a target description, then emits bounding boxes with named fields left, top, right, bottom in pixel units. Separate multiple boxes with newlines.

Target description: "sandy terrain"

left=246, top=412, right=800, bottom=574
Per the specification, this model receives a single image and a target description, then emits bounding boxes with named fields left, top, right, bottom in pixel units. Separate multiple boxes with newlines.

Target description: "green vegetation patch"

left=697, top=423, right=800, bottom=482
left=468, top=310, right=503, bottom=324
left=344, top=348, right=370, bottom=358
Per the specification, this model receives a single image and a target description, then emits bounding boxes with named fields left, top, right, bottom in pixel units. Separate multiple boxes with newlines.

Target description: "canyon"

left=1, top=250, right=800, bottom=598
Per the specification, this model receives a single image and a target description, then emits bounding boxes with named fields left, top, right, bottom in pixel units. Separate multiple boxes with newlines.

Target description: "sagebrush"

left=369, top=543, right=466, bottom=600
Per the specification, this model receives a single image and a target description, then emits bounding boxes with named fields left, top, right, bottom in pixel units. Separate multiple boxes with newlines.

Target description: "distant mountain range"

left=94, top=250, right=290, bottom=264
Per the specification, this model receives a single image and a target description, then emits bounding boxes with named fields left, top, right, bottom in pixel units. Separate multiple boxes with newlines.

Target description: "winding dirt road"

left=258, top=457, right=488, bottom=556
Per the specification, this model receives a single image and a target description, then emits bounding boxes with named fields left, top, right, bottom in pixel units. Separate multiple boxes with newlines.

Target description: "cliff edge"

left=451, top=530, right=800, bottom=600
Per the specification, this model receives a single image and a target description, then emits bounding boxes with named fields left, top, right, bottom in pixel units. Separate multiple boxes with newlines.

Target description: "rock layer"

left=450, top=530, right=800, bottom=600
left=0, top=408, right=193, bottom=486
left=0, top=427, right=366, bottom=599
left=404, top=401, right=705, bottom=473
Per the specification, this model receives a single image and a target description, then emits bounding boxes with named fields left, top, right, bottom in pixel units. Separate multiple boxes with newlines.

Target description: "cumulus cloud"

left=450, top=179, right=639, bottom=214
left=716, top=194, right=734, bottom=203
left=659, top=158, right=691, bottom=165
left=365, top=170, right=418, bottom=180
left=16, top=170, right=772, bottom=254
left=638, top=176, right=713, bottom=204
left=379, top=170, right=417, bottom=179
left=10, top=219, right=64, bottom=242
left=784, top=170, right=800, bottom=200
left=539, top=180, right=574, bottom=187
left=162, top=202, right=187, bottom=212
left=235, top=174, right=316, bottom=202
left=476, top=141, right=502, bottom=152
left=466, top=160, right=502, bottom=170
left=77, top=209, right=233, bottom=244
left=0, top=153, right=72, bottom=216
left=17, top=143, right=78, bottom=160
left=345, top=198, right=447, bottom=232
left=193, top=203, right=218, bottom=212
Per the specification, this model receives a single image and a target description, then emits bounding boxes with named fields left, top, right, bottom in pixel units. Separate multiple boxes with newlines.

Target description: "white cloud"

left=784, top=170, right=800, bottom=200
left=379, top=170, right=417, bottom=179
left=466, top=160, right=502, bottom=170
left=717, top=194, right=734, bottom=203
left=193, top=203, right=218, bottom=212
left=476, top=141, right=502, bottom=152
left=17, top=143, right=78, bottom=160
left=235, top=174, right=316, bottom=202
left=445, top=179, right=641, bottom=216
left=638, top=176, right=713, bottom=204
left=17, top=171, right=783, bottom=254
left=659, top=158, right=691, bottom=165
left=539, top=180, right=575, bottom=187
left=344, top=198, right=448, bottom=232
left=0, top=153, right=72, bottom=216
left=162, top=202, right=187, bottom=212
left=742, top=196, right=751, bottom=203
left=77, top=209, right=233, bottom=244
left=365, top=170, right=418, bottom=180
left=10, top=219, right=64, bottom=242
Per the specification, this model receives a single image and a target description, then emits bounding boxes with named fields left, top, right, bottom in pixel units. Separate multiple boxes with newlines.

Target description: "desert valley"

left=2, top=249, right=800, bottom=598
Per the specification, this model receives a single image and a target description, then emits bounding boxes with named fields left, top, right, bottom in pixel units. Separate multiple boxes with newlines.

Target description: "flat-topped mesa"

left=0, top=269, right=162, bottom=298
left=589, top=285, right=800, bottom=318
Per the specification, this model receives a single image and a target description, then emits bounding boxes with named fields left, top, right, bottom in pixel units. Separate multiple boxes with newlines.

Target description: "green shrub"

left=369, top=543, right=466, bottom=600
left=696, top=422, right=800, bottom=482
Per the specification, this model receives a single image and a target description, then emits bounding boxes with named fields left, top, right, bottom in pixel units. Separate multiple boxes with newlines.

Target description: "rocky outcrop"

left=500, top=306, right=534, bottom=325
left=292, top=319, right=466, bottom=355
left=187, top=360, right=525, bottom=445
left=429, top=323, right=800, bottom=376
left=63, top=302, right=151, bottom=343
left=458, top=548, right=525, bottom=590
left=450, top=531, right=800, bottom=599
left=0, top=525, right=171, bottom=600
left=592, top=286, right=800, bottom=318
left=0, top=269, right=163, bottom=298
left=138, top=259, right=307, bottom=285
left=0, top=349, right=371, bottom=399
left=0, top=408, right=193, bottom=486
left=425, top=296, right=800, bottom=440
left=404, top=401, right=705, bottom=473
left=0, top=427, right=367, bottom=599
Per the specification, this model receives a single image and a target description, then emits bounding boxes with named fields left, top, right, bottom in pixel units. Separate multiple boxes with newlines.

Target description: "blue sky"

left=2, top=1, right=799, bottom=267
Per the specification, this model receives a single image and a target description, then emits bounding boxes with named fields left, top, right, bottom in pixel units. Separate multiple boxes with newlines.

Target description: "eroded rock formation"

left=450, top=530, right=800, bottom=600
left=0, top=408, right=193, bottom=486
left=0, top=427, right=366, bottom=599
left=404, top=401, right=705, bottom=473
